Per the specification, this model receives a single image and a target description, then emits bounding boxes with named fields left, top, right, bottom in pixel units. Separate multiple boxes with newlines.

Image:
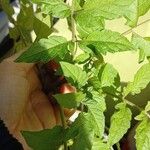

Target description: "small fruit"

left=59, top=83, right=76, bottom=94
left=47, top=60, right=60, bottom=71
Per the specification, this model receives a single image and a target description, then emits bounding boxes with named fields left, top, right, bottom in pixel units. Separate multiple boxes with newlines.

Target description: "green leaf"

left=72, top=0, right=82, bottom=11
left=135, top=117, right=150, bottom=150
left=98, top=63, right=120, bottom=88
left=135, top=111, right=146, bottom=121
left=82, top=0, right=150, bottom=27
left=88, top=77, right=102, bottom=91
left=124, top=0, right=138, bottom=27
left=138, top=49, right=146, bottom=63
left=124, top=63, right=150, bottom=96
left=132, top=33, right=150, bottom=58
left=70, top=113, right=94, bottom=150
left=33, top=12, right=51, bottom=40
left=80, top=30, right=134, bottom=55
left=74, top=53, right=90, bottom=64
left=22, top=126, right=64, bottom=150
left=108, top=103, right=132, bottom=146
left=16, top=36, right=69, bottom=63
left=92, top=138, right=109, bottom=150
left=138, top=0, right=150, bottom=17
left=76, top=10, right=104, bottom=38
left=17, top=4, right=34, bottom=31
left=86, top=93, right=106, bottom=137
left=1, top=0, right=14, bottom=18
left=31, top=0, right=71, bottom=18
left=60, top=62, right=88, bottom=87
left=145, top=101, right=150, bottom=112
left=17, top=3, right=34, bottom=43
left=125, top=0, right=150, bottom=27
left=83, top=0, right=134, bottom=20
left=53, top=92, right=86, bottom=108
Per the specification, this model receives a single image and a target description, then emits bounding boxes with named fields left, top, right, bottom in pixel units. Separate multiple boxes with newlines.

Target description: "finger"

left=26, top=67, right=42, bottom=92
left=31, top=90, right=56, bottom=129
left=13, top=131, right=32, bottom=150
left=16, top=100, right=43, bottom=132
left=0, top=74, right=29, bottom=133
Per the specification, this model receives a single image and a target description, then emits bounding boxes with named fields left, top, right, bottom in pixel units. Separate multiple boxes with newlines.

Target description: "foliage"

left=2, top=0, right=150, bottom=149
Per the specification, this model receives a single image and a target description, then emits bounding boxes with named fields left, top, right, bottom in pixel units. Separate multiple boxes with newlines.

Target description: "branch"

left=122, top=18, right=150, bottom=35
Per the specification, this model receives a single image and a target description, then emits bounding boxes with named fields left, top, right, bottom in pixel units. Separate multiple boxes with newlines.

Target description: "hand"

left=0, top=53, right=73, bottom=149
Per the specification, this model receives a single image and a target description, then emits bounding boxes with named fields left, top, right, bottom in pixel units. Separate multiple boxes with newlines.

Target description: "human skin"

left=0, top=53, right=73, bottom=149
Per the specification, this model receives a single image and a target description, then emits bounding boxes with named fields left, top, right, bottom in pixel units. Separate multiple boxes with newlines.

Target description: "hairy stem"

left=123, top=99, right=142, bottom=111
left=59, top=106, right=68, bottom=150
left=122, top=19, right=150, bottom=35
left=70, top=1, right=77, bottom=60
left=104, top=91, right=150, bottom=119
left=116, top=142, right=121, bottom=150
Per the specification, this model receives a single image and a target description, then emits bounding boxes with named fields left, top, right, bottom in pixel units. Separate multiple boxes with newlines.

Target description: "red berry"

left=59, top=83, right=76, bottom=94
left=47, top=60, right=60, bottom=71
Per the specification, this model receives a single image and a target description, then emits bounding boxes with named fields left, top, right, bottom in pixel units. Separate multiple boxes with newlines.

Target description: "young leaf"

left=135, top=117, right=150, bottom=150
left=76, top=10, right=104, bottom=38
left=74, top=53, right=90, bottom=64
left=16, top=36, right=69, bottom=63
left=31, top=0, right=71, bottom=18
left=33, top=12, right=51, bottom=40
left=22, top=126, right=64, bottom=150
left=60, top=62, right=88, bottom=87
left=88, top=76, right=102, bottom=91
left=53, top=92, right=86, bottom=108
left=124, top=63, right=150, bottom=97
left=108, top=103, right=132, bottom=146
left=70, top=113, right=95, bottom=150
left=80, top=30, right=134, bottom=55
left=98, top=63, right=120, bottom=88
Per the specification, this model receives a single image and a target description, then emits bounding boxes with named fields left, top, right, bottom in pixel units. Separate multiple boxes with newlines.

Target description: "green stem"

left=16, top=24, right=27, bottom=47
left=70, top=1, right=77, bottom=60
left=123, top=99, right=142, bottom=112
left=59, top=106, right=68, bottom=150
left=105, top=91, right=142, bottom=111
left=116, top=142, right=121, bottom=150
left=122, top=18, right=150, bottom=35
left=80, top=103, right=84, bottom=112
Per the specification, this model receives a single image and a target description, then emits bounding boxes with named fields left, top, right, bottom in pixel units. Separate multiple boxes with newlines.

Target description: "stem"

left=70, top=0, right=77, bottom=60
left=59, top=106, right=68, bottom=150
left=16, top=24, right=27, bottom=47
left=104, top=90, right=142, bottom=111
left=116, top=142, right=121, bottom=150
left=80, top=103, right=84, bottom=112
left=122, top=18, right=150, bottom=35
left=104, top=91, right=150, bottom=119
left=123, top=99, right=142, bottom=112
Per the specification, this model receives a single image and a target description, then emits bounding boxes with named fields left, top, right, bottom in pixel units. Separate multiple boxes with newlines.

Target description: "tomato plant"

left=1, top=0, right=150, bottom=150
